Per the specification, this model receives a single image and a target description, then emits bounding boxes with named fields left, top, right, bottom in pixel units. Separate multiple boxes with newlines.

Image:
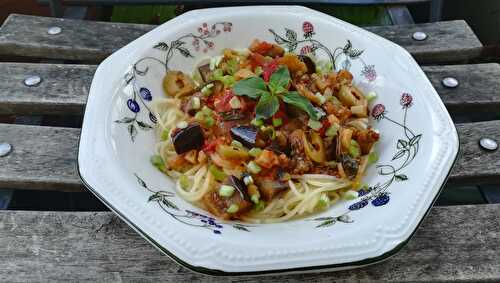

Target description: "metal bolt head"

left=0, top=143, right=12, bottom=157
left=442, top=77, right=459, bottom=88
left=412, top=31, right=427, bottom=41
left=479, top=138, right=498, bottom=151
left=47, top=26, right=62, bottom=35
left=23, top=75, right=42, bottom=87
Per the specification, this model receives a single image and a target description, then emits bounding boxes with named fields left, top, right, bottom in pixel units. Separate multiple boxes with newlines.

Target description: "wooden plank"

left=0, top=124, right=81, bottom=192
left=0, top=14, right=481, bottom=63
left=0, top=63, right=94, bottom=116
left=2, top=62, right=499, bottom=116
left=1, top=120, right=500, bottom=191
left=423, top=64, right=500, bottom=115
left=37, top=0, right=431, bottom=5
left=0, top=204, right=499, bottom=281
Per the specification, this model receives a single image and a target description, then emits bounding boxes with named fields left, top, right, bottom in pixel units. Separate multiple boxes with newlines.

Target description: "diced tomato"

left=272, top=103, right=289, bottom=124
left=249, top=52, right=266, bottom=69
left=214, top=89, right=234, bottom=112
left=202, top=138, right=223, bottom=154
left=252, top=41, right=274, bottom=55
left=262, top=58, right=279, bottom=82
left=318, top=118, right=330, bottom=137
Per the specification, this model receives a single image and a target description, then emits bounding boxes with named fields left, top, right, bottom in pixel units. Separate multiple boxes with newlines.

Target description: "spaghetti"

left=150, top=39, right=380, bottom=222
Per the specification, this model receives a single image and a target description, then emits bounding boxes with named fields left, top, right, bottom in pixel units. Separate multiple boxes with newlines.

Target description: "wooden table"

left=0, top=13, right=499, bottom=282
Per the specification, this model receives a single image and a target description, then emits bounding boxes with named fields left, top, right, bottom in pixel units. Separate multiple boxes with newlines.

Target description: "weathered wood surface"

left=0, top=124, right=80, bottom=192
left=2, top=62, right=499, bottom=116
left=0, top=14, right=481, bottom=63
left=1, top=205, right=499, bottom=281
left=1, top=120, right=499, bottom=191
left=0, top=63, right=94, bottom=115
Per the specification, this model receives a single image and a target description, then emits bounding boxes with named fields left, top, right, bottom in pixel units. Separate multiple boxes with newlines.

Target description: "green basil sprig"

left=233, top=66, right=322, bottom=120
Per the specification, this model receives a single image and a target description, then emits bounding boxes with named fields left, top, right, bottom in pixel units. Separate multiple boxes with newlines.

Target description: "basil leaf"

left=269, top=66, right=290, bottom=94
left=233, top=77, right=268, bottom=99
left=255, top=92, right=280, bottom=120
left=282, top=91, right=321, bottom=120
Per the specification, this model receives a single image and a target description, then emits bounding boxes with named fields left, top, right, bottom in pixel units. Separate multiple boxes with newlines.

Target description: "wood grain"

left=0, top=124, right=81, bottom=191
left=0, top=205, right=498, bottom=281
left=0, top=63, right=94, bottom=115
left=0, top=14, right=481, bottom=63
left=2, top=62, right=499, bottom=116
left=1, top=120, right=500, bottom=191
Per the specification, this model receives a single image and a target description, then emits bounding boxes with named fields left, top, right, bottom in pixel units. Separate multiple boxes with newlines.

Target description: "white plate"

left=78, top=6, right=459, bottom=275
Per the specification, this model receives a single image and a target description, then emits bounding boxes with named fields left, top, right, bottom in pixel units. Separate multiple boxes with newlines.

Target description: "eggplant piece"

left=227, top=175, right=249, bottom=200
left=230, top=126, right=258, bottom=148
left=198, top=63, right=212, bottom=83
left=220, top=110, right=245, bottom=121
left=256, top=178, right=289, bottom=201
left=341, top=155, right=359, bottom=179
left=298, top=55, right=316, bottom=74
left=172, top=123, right=204, bottom=154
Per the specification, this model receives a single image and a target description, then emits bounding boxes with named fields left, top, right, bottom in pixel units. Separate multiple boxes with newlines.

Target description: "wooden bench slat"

left=0, top=63, right=94, bottom=115
left=1, top=120, right=499, bottom=191
left=1, top=205, right=499, bottom=281
left=0, top=14, right=482, bottom=63
left=2, top=62, right=499, bottom=116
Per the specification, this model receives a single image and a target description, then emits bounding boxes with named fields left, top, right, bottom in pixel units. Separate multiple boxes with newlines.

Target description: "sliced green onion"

left=368, top=151, right=379, bottom=164
left=366, top=91, right=377, bottom=102
left=209, top=164, right=227, bottom=182
left=251, top=194, right=260, bottom=204
left=191, top=97, right=201, bottom=109
left=251, top=118, right=264, bottom=127
left=192, top=69, right=203, bottom=86
left=150, top=155, right=164, bottom=169
left=204, top=116, right=215, bottom=127
left=349, top=140, right=361, bottom=158
left=219, top=185, right=235, bottom=197
left=201, top=83, right=214, bottom=96
left=325, top=124, right=339, bottom=137
left=272, top=118, right=283, bottom=127
left=160, top=129, right=169, bottom=141
left=209, top=56, right=223, bottom=70
left=254, top=200, right=266, bottom=211
left=201, top=106, right=213, bottom=115
left=248, top=148, right=262, bottom=157
left=343, top=190, right=359, bottom=200
left=194, top=111, right=205, bottom=121
left=176, top=121, right=188, bottom=129
left=315, top=92, right=326, bottom=105
left=179, top=175, right=190, bottom=190
left=229, top=96, right=241, bottom=109
left=260, top=125, right=276, bottom=140
left=226, top=204, right=239, bottom=213
left=317, top=193, right=330, bottom=208
left=231, top=140, right=244, bottom=148
left=307, top=119, right=322, bottom=131
left=243, top=175, right=254, bottom=185
left=247, top=161, right=261, bottom=174
left=254, top=66, right=263, bottom=76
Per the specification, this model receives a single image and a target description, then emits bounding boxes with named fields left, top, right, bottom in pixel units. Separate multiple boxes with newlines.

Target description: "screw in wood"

left=412, top=31, right=427, bottom=41
left=442, top=77, right=459, bottom=88
left=479, top=138, right=498, bottom=151
left=23, top=75, right=42, bottom=87
left=0, top=143, right=12, bottom=157
left=47, top=26, right=62, bottom=35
